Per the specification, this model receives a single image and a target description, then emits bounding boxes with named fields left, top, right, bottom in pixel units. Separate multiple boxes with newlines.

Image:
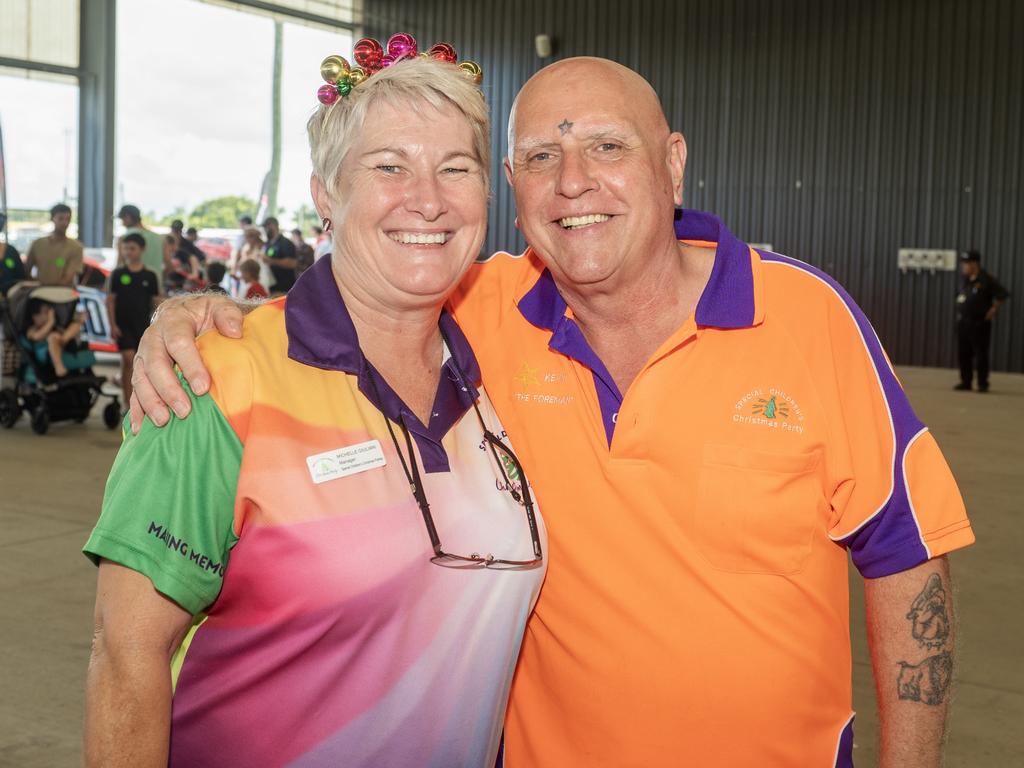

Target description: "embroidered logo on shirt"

left=733, top=387, right=805, bottom=434
left=752, top=395, right=789, bottom=419
left=513, top=362, right=540, bottom=391
left=306, top=440, right=386, bottom=484
left=511, top=363, right=576, bottom=406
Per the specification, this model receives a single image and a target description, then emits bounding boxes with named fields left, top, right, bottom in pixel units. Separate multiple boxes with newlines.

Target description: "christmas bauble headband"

left=317, top=33, right=483, bottom=105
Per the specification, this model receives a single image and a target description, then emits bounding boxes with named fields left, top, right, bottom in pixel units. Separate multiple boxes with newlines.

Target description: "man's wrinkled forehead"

left=507, top=58, right=668, bottom=162
left=512, top=115, right=637, bottom=157
left=508, top=98, right=641, bottom=165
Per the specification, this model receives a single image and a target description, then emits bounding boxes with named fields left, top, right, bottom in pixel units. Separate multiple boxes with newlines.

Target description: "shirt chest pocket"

left=692, top=443, right=826, bottom=575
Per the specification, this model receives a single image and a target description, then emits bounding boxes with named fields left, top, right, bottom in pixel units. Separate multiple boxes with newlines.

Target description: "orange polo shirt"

left=451, top=210, right=973, bottom=767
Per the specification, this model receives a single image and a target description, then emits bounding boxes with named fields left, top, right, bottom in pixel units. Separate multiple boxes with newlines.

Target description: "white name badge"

left=306, top=440, right=387, bottom=485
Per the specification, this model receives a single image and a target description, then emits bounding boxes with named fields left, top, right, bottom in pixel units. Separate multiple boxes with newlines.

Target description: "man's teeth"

left=560, top=214, right=610, bottom=230
left=389, top=232, right=448, bottom=244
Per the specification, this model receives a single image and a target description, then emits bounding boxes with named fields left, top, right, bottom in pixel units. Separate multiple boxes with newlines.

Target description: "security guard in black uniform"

left=955, top=250, right=1009, bottom=392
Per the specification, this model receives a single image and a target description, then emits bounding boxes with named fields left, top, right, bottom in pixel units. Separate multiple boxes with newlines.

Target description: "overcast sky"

left=0, top=0, right=350, bottom=226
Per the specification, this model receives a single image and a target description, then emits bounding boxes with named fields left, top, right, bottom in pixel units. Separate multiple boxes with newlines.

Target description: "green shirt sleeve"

left=83, top=378, right=242, bottom=614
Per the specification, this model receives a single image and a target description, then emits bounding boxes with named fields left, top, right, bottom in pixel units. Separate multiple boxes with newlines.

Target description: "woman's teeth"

left=389, top=232, right=448, bottom=244
left=560, top=214, right=610, bottom=230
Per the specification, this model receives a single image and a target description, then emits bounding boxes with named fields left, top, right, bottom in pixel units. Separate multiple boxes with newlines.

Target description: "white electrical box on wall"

left=897, top=248, right=958, bottom=272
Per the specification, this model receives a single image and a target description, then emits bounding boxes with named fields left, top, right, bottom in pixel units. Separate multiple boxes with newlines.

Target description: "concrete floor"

left=0, top=364, right=1021, bottom=767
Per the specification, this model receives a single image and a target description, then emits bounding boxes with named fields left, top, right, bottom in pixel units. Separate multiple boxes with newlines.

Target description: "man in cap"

left=954, top=249, right=1009, bottom=392
left=118, top=205, right=166, bottom=292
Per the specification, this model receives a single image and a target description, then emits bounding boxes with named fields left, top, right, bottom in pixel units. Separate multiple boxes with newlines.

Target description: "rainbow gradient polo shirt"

left=84, top=256, right=545, bottom=768
left=451, top=209, right=974, bottom=768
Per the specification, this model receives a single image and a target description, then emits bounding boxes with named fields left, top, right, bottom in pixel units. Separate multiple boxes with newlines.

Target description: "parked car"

left=195, top=237, right=232, bottom=262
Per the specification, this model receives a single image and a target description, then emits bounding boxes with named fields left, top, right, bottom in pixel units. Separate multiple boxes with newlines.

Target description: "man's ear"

left=666, top=133, right=687, bottom=207
left=503, top=157, right=515, bottom=188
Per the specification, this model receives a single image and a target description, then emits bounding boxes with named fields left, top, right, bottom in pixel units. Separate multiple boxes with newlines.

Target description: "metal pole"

left=77, top=0, right=117, bottom=247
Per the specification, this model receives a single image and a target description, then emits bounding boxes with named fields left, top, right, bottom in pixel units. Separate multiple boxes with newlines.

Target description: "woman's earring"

left=321, top=217, right=332, bottom=232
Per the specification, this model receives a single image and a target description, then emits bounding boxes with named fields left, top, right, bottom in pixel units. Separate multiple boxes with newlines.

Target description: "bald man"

left=124, top=58, right=972, bottom=767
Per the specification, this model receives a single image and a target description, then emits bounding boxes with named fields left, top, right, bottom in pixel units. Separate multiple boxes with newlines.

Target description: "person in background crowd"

left=25, top=203, right=84, bottom=286
left=313, top=224, right=332, bottom=261
left=291, top=228, right=315, bottom=276
left=0, top=214, right=25, bottom=379
left=170, top=219, right=206, bottom=264
left=205, top=262, right=228, bottom=294
left=118, top=205, right=166, bottom=292
left=163, top=235, right=203, bottom=295
left=238, top=226, right=264, bottom=265
left=237, top=259, right=267, bottom=300
left=236, top=226, right=267, bottom=290
left=0, top=215, right=26, bottom=296
left=23, top=298, right=83, bottom=378
left=231, top=215, right=253, bottom=267
left=261, top=216, right=296, bottom=294
left=185, top=226, right=199, bottom=243
left=107, top=233, right=161, bottom=406
left=954, top=249, right=1009, bottom=393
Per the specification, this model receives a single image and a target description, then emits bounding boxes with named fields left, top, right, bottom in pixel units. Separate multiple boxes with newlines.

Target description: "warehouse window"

left=0, top=0, right=81, bottom=70
left=0, top=74, right=79, bottom=249
left=116, top=0, right=352, bottom=228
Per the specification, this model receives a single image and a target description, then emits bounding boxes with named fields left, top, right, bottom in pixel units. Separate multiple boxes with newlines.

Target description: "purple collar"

left=678, top=208, right=758, bottom=328
left=515, top=209, right=761, bottom=446
left=518, top=209, right=759, bottom=333
left=285, top=255, right=481, bottom=472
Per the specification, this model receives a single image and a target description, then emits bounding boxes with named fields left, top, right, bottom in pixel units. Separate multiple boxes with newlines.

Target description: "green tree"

left=187, top=196, right=259, bottom=229
left=154, top=207, right=187, bottom=227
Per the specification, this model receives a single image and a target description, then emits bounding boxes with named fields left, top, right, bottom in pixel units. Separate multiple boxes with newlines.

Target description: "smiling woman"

left=83, top=42, right=545, bottom=768
left=307, top=57, right=490, bottom=314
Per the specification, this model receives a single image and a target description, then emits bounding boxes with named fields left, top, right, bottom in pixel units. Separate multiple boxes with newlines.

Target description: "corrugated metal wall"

left=363, top=0, right=1024, bottom=371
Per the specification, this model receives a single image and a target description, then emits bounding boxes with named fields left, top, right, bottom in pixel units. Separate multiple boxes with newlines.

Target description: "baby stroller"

left=0, top=281, right=121, bottom=435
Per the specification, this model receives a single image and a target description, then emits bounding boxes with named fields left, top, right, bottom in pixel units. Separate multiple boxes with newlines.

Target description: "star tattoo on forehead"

left=558, top=118, right=574, bottom=134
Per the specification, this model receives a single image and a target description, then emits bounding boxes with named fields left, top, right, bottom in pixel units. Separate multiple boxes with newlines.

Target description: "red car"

left=195, top=237, right=232, bottom=262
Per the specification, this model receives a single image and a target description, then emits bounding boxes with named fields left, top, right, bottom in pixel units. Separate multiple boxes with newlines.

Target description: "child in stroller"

left=24, top=294, right=86, bottom=378
left=0, top=282, right=120, bottom=434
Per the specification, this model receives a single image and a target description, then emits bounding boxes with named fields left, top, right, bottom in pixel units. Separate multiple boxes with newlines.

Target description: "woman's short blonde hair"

left=307, top=57, right=490, bottom=194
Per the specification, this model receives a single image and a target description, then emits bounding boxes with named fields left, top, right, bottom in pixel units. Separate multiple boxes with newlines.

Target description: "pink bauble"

left=387, top=32, right=417, bottom=59
left=379, top=53, right=398, bottom=68
left=317, top=84, right=339, bottom=105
